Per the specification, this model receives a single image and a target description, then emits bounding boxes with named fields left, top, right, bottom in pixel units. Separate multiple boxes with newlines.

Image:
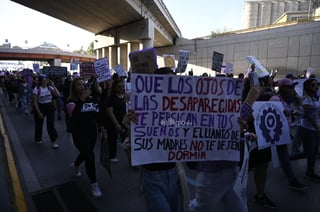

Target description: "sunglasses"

left=311, top=82, right=320, bottom=87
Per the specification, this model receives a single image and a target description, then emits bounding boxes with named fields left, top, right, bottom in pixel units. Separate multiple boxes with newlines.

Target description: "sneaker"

left=91, top=182, right=102, bottom=197
left=52, top=142, right=59, bottom=149
left=34, top=140, right=43, bottom=144
left=110, top=158, right=119, bottom=163
left=254, top=193, right=277, bottom=209
left=304, top=172, right=320, bottom=182
left=289, top=180, right=308, bottom=191
left=70, top=163, right=81, bottom=177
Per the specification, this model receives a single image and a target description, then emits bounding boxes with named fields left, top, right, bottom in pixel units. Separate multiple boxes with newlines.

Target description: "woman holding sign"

left=270, top=78, right=307, bottom=190
left=241, top=75, right=277, bottom=209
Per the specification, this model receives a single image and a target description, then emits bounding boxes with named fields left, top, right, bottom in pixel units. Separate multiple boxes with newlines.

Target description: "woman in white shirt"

left=32, top=75, right=60, bottom=148
left=299, top=78, right=320, bottom=181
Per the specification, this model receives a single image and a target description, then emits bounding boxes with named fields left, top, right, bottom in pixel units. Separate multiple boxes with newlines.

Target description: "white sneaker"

left=70, top=163, right=81, bottom=177
left=52, top=142, right=59, bottom=149
left=91, top=182, right=102, bottom=197
left=110, top=158, right=119, bottom=163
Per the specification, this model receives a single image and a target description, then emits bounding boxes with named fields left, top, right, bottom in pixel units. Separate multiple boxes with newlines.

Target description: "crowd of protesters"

left=0, top=65, right=320, bottom=212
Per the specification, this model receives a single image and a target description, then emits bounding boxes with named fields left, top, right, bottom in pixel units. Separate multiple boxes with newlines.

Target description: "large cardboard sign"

left=252, top=101, right=290, bottom=149
left=130, top=74, right=244, bottom=166
left=176, top=50, right=189, bottom=73
left=129, top=48, right=157, bottom=74
left=80, top=62, right=96, bottom=80
left=212, top=51, right=224, bottom=71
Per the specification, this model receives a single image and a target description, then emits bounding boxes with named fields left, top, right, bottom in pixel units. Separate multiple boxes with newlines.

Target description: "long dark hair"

left=303, top=78, right=318, bottom=97
left=68, top=77, right=84, bottom=101
left=109, top=79, right=125, bottom=96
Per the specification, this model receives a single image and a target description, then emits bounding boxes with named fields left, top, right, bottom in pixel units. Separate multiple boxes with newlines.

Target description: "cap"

left=276, top=78, right=298, bottom=87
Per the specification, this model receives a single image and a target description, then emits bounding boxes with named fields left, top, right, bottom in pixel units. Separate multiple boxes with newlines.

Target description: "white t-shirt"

left=32, top=86, right=53, bottom=104
left=300, top=96, right=320, bottom=131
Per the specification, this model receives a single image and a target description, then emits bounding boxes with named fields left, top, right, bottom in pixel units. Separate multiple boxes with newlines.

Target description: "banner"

left=130, top=74, right=244, bottom=166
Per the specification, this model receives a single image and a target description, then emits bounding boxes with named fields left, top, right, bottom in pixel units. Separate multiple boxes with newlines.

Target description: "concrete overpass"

left=0, top=47, right=96, bottom=65
left=12, top=0, right=182, bottom=70
left=11, top=0, right=181, bottom=48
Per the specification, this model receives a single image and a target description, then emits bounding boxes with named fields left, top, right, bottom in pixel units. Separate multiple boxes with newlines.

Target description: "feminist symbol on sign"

left=259, top=108, right=282, bottom=144
left=165, top=56, right=175, bottom=68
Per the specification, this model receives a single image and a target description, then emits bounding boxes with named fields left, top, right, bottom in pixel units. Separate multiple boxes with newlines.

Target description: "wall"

left=156, top=21, right=320, bottom=78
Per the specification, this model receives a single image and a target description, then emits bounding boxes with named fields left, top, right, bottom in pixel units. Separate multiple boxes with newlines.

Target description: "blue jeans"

left=142, top=167, right=182, bottom=212
left=190, top=166, right=247, bottom=212
left=277, top=145, right=296, bottom=182
left=300, top=127, right=319, bottom=174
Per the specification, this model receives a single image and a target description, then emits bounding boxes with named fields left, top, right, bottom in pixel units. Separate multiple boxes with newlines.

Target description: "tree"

left=73, top=42, right=95, bottom=55
left=87, top=41, right=95, bottom=55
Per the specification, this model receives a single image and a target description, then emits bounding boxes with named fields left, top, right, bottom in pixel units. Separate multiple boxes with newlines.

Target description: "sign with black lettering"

left=94, top=58, right=111, bottom=83
left=130, top=74, right=244, bottom=165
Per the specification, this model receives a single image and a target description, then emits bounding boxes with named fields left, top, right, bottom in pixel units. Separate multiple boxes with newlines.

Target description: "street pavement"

left=1, top=93, right=320, bottom=212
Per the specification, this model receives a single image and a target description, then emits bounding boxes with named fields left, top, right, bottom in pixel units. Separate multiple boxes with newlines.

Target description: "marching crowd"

left=0, top=66, right=319, bottom=212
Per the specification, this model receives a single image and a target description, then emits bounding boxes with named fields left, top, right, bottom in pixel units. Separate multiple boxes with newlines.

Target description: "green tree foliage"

left=86, top=41, right=95, bottom=55
left=73, top=41, right=95, bottom=55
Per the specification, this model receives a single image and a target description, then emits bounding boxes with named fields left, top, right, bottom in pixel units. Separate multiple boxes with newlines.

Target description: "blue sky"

left=163, top=0, right=244, bottom=38
left=0, top=0, right=244, bottom=49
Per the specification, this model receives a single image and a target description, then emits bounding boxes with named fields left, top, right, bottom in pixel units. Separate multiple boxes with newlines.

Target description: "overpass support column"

left=96, top=49, right=103, bottom=59
left=110, top=46, right=118, bottom=68
left=141, top=39, right=153, bottom=49
left=130, top=42, right=140, bottom=52
left=103, top=47, right=109, bottom=58
left=120, top=43, right=128, bottom=71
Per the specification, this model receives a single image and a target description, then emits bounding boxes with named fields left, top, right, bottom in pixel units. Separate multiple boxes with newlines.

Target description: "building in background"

left=242, top=0, right=320, bottom=29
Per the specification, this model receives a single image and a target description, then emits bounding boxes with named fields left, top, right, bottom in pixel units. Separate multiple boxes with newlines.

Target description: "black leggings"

left=72, top=132, right=97, bottom=183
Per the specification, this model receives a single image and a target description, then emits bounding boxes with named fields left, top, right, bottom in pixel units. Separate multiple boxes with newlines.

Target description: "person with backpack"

left=65, top=77, right=105, bottom=197
left=32, top=75, right=60, bottom=148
